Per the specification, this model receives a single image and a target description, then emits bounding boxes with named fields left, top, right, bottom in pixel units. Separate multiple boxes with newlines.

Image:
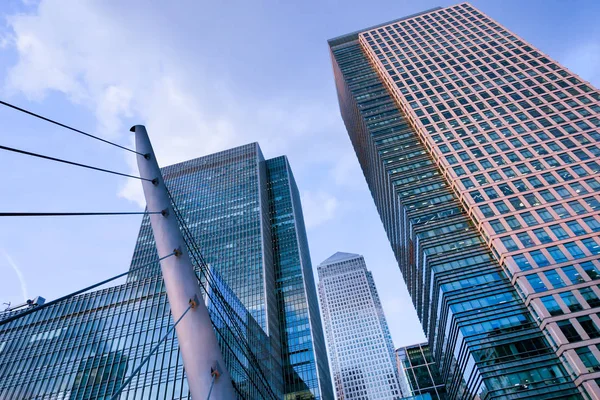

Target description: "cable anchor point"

left=189, top=295, right=200, bottom=309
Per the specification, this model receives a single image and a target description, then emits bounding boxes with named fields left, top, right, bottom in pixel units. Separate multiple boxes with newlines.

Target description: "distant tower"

left=318, top=252, right=403, bottom=399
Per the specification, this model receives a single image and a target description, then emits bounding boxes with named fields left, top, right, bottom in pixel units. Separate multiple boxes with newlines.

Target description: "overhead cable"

left=0, top=144, right=154, bottom=182
left=0, top=251, right=176, bottom=326
left=0, top=99, right=144, bottom=156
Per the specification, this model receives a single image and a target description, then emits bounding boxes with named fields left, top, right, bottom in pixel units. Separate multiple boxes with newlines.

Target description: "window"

left=549, top=224, right=569, bottom=240
left=583, top=216, right=600, bottom=232
left=480, top=205, right=495, bottom=217
left=505, top=216, right=522, bottom=229
left=541, top=295, right=563, bottom=316
left=562, top=265, right=584, bottom=284
left=568, top=200, right=587, bottom=215
left=582, top=262, right=600, bottom=280
left=564, top=242, right=586, bottom=259
left=501, top=237, right=519, bottom=252
left=526, top=274, right=547, bottom=292
left=544, top=270, right=566, bottom=288
left=557, top=320, right=582, bottom=342
left=576, top=347, right=600, bottom=373
left=578, top=316, right=600, bottom=338
left=530, top=250, right=550, bottom=267
left=536, top=209, right=555, bottom=222
left=489, top=219, right=506, bottom=234
left=533, top=228, right=552, bottom=244
left=547, top=246, right=568, bottom=263
left=582, top=238, right=600, bottom=255
left=494, top=201, right=510, bottom=214
left=552, top=204, right=571, bottom=219
left=520, top=212, right=538, bottom=226
left=512, top=254, right=532, bottom=271
left=566, top=220, right=586, bottom=236
left=517, top=232, right=535, bottom=248
left=560, top=291, right=583, bottom=312
left=580, top=287, right=600, bottom=307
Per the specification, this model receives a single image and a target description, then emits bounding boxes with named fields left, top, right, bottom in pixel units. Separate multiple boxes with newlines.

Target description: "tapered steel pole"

left=131, top=125, right=235, bottom=399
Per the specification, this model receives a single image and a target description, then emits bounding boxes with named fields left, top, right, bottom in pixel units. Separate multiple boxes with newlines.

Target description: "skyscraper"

left=330, top=3, right=599, bottom=399
left=317, top=252, right=403, bottom=399
left=130, top=143, right=333, bottom=400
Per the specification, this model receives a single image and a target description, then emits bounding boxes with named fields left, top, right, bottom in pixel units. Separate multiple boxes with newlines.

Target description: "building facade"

left=267, top=156, right=333, bottom=399
left=0, top=272, right=279, bottom=400
left=330, top=3, right=599, bottom=399
left=318, top=252, right=403, bottom=399
left=130, top=143, right=333, bottom=400
left=396, top=344, right=446, bottom=400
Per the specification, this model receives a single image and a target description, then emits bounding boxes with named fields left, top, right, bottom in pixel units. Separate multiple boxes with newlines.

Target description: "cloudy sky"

left=0, top=0, right=599, bottom=349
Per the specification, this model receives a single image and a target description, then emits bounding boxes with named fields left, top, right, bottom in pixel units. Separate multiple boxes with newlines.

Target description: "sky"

left=0, top=0, right=599, bottom=350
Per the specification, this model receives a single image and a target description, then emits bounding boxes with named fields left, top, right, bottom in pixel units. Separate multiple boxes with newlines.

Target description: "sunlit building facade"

left=318, top=252, right=403, bottom=399
left=330, top=2, right=599, bottom=399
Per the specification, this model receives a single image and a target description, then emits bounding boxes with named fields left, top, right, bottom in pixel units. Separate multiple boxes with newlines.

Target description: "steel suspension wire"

left=0, top=144, right=154, bottom=182
left=182, top=237, right=275, bottom=400
left=110, top=304, right=193, bottom=400
left=0, top=211, right=163, bottom=217
left=0, top=251, right=176, bottom=326
left=0, top=100, right=144, bottom=156
left=163, top=191, right=261, bottom=398
left=165, top=191, right=275, bottom=396
left=167, top=193, right=278, bottom=399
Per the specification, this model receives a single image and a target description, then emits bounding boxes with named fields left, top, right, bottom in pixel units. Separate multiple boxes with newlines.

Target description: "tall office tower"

left=129, top=144, right=333, bottom=400
left=330, top=3, right=600, bottom=399
left=266, top=156, right=333, bottom=399
left=396, top=344, right=447, bottom=400
left=317, top=252, right=403, bottom=399
left=0, top=271, right=280, bottom=399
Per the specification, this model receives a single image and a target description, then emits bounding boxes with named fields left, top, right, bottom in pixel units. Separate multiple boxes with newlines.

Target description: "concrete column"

left=131, top=125, right=235, bottom=399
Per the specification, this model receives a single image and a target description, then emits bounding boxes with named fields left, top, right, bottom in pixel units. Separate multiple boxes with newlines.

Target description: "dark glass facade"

left=130, top=145, right=332, bottom=399
left=397, top=344, right=446, bottom=400
left=0, top=272, right=278, bottom=399
left=329, top=6, right=585, bottom=399
left=267, top=156, right=333, bottom=399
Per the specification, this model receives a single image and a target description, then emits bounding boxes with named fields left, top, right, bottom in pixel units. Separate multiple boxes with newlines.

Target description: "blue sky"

left=0, top=0, right=598, bottom=348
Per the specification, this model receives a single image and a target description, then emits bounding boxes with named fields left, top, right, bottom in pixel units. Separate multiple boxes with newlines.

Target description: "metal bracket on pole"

left=131, top=125, right=235, bottom=399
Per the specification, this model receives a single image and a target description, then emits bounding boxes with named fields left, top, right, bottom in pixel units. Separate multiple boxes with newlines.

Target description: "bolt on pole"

left=131, top=125, right=235, bottom=399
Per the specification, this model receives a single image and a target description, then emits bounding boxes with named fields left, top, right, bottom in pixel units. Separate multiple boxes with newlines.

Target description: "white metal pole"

left=131, top=125, right=236, bottom=399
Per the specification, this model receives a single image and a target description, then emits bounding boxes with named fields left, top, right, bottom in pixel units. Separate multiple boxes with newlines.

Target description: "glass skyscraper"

left=0, top=271, right=279, bottom=399
left=330, top=3, right=599, bottom=399
left=317, top=252, right=403, bottom=399
left=130, top=143, right=333, bottom=400
left=267, top=156, right=333, bottom=399
left=0, top=143, right=333, bottom=399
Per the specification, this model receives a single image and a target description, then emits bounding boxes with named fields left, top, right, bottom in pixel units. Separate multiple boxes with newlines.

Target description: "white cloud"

left=330, top=150, right=365, bottom=189
left=300, top=191, right=339, bottom=229
left=2, top=0, right=347, bottom=212
left=1, top=249, right=28, bottom=301
left=561, top=42, right=600, bottom=87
